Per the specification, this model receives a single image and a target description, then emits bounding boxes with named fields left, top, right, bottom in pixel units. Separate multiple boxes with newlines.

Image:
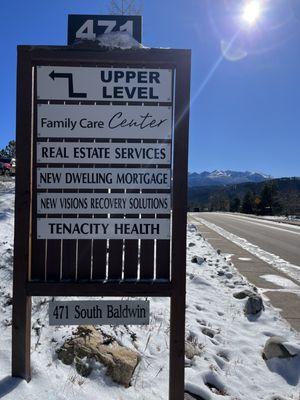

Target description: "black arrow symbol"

left=49, top=70, right=87, bottom=98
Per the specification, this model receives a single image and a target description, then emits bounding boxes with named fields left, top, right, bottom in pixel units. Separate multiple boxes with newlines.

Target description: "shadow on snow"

left=0, top=376, right=22, bottom=398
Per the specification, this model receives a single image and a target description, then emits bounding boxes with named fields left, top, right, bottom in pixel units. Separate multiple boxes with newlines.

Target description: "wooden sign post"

left=12, top=45, right=191, bottom=400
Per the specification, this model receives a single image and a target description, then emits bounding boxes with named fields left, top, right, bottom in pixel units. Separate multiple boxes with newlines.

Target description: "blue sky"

left=1, top=0, right=299, bottom=177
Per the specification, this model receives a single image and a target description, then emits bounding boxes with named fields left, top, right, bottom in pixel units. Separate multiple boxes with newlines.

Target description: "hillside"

left=188, top=177, right=300, bottom=214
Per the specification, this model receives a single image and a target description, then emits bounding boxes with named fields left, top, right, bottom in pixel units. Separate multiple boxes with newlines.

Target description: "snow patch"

left=84, top=31, right=146, bottom=49
left=260, top=275, right=300, bottom=290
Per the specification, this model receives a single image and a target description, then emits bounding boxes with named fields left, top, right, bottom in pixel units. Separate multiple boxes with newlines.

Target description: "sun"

left=242, top=1, right=261, bottom=25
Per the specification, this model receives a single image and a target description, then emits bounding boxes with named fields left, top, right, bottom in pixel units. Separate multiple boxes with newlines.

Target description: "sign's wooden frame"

left=12, top=45, right=191, bottom=400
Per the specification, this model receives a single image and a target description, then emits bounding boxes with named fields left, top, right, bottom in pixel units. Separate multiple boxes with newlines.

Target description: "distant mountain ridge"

left=188, top=170, right=271, bottom=187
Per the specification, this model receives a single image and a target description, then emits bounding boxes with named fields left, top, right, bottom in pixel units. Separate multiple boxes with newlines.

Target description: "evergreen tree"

left=259, top=182, right=282, bottom=215
left=253, top=195, right=261, bottom=215
left=241, top=191, right=254, bottom=214
left=230, top=197, right=241, bottom=212
left=0, top=140, right=16, bottom=159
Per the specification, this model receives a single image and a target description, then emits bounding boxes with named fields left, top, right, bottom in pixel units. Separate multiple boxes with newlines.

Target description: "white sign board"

left=37, top=193, right=171, bottom=214
left=37, top=218, right=170, bottom=239
left=37, top=142, right=171, bottom=164
left=37, top=66, right=173, bottom=102
left=49, top=300, right=150, bottom=325
left=37, top=168, right=171, bottom=189
left=37, top=104, right=172, bottom=139
left=36, top=63, right=173, bottom=242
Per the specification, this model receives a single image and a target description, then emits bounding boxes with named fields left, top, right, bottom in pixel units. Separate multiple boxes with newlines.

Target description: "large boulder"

left=263, top=337, right=296, bottom=360
left=57, top=325, right=140, bottom=387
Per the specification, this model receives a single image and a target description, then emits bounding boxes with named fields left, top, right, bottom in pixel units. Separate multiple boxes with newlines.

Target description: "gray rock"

left=4, top=294, right=12, bottom=306
left=191, top=256, right=205, bottom=265
left=263, top=336, right=295, bottom=360
left=233, top=289, right=254, bottom=299
left=217, top=271, right=225, bottom=276
left=234, top=280, right=246, bottom=286
left=188, top=242, right=196, bottom=247
left=227, top=284, right=235, bottom=289
left=244, top=294, right=264, bottom=315
left=217, top=249, right=221, bottom=255
left=225, top=272, right=233, bottom=279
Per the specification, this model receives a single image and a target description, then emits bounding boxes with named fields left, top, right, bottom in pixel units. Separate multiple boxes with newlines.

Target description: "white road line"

left=189, top=214, right=300, bottom=283
left=219, top=213, right=300, bottom=230
left=206, top=213, right=300, bottom=236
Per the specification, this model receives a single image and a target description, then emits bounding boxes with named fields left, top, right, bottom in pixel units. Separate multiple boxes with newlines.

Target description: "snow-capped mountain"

left=188, top=170, right=271, bottom=187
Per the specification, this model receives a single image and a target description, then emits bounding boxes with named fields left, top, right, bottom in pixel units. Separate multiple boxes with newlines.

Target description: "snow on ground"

left=198, top=217, right=300, bottom=285
left=260, top=216, right=294, bottom=222
left=0, top=183, right=300, bottom=399
left=230, top=213, right=300, bottom=223
left=257, top=215, right=300, bottom=225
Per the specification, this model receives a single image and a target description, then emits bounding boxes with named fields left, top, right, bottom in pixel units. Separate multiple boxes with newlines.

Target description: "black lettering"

left=101, top=70, right=112, bottom=83
left=102, top=86, right=112, bottom=98
left=115, top=71, right=124, bottom=82
left=149, top=71, right=160, bottom=84
left=74, top=305, right=80, bottom=319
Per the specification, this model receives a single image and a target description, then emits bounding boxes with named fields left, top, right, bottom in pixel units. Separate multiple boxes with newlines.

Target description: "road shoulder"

left=188, top=215, right=300, bottom=332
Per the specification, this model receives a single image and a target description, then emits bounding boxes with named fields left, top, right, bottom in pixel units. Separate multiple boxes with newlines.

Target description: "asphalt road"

left=191, top=212, right=300, bottom=266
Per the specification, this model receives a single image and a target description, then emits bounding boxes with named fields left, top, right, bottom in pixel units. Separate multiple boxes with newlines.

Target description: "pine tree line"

left=0, top=140, right=16, bottom=159
left=239, top=182, right=282, bottom=215
left=189, top=181, right=291, bottom=216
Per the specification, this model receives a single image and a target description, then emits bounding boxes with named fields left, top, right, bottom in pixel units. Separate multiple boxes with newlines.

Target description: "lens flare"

left=242, top=1, right=261, bottom=25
